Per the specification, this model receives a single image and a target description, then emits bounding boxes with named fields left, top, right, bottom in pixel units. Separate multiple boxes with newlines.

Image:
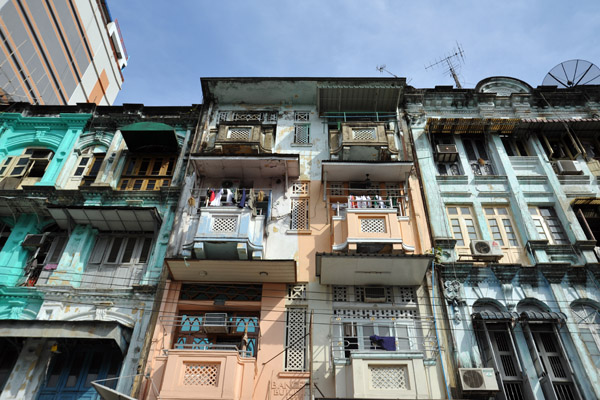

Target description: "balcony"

left=330, top=195, right=412, bottom=255
left=189, top=188, right=269, bottom=260
left=156, top=314, right=258, bottom=400
left=211, top=121, right=275, bottom=155
left=508, top=156, right=546, bottom=176
left=329, top=121, right=399, bottom=161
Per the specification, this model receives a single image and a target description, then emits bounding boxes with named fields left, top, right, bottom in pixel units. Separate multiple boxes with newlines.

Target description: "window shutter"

left=89, top=237, right=109, bottom=264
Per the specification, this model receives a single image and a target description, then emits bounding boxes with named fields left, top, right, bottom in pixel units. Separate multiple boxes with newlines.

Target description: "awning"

left=191, top=156, right=300, bottom=179
left=48, top=206, right=161, bottom=232
left=520, top=311, right=567, bottom=322
left=571, top=197, right=600, bottom=205
left=472, top=311, right=519, bottom=321
left=0, top=320, right=131, bottom=353
left=120, top=121, right=179, bottom=152
left=514, top=118, right=600, bottom=137
left=318, top=81, right=404, bottom=113
left=93, top=381, right=137, bottom=400
left=426, top=118, right=520, bottom=135
left=166, top=259, right=296, bottom=283
left=322, top=161, right=412, bottom=181
left=316, top=253, right=432, bottom=286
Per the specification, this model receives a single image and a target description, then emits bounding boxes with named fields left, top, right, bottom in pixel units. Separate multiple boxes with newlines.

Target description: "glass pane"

left=132, top=180, right=143, bottom=190
left=503, top=219, right=518, bottom=246
left=138, top=238, right=153, bottom=264
left=138, top=159, right=151, bottom=175
left=46, top=352, right=66, bottom=388
left=497, top=208, right=508, bottom=215
left=166, top=158, right=175, bottom=175
left=84, top=352, right=104, bottom=387
left=447, top=207, right=458, bottom=215
left=146, top=180, right=156, bottom=190
left=151, top=159, right=162, bottom=175
left=65, top=353, right=85, bottom=387
left=107, top=238, right=123, bottom=263
left=484, top=208, right=494, bottom=215
left=88, top=156, right=105, bottom=177
left=119, top=179, right=129, bottom=190
left=121, top=238, right=137, bottom=263
left=125, top=158, right=136, bottom=175
left=465, top=219, right=477, bottom=240
left=460, top=207, right=471, bottom=215
left=529, top=207, right=538, bottom=215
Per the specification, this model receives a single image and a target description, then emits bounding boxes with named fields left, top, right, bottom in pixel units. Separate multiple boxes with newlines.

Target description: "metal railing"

left=163, top=344, right=254, bottom=358
left=333, top=195, right=409, bottom=217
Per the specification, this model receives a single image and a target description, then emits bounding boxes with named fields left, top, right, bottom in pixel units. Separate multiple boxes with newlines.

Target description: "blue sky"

left=108, top=0, right=600, bottom=106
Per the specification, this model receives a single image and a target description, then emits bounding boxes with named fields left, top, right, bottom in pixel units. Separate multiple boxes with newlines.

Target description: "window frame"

left=483, top=206, right=520, bottom=248
left=462, top=137, right=495, bottom=176
left=446, top=206, right=479, bottom=248
left=529, top=206, right=569, bottom=244
left=293, top=124, right=311, bottom=145
left=118, top=154, right=176, bottom=191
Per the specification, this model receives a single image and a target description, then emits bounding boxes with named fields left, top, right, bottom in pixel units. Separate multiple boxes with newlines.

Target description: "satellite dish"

left=542, top=59, right=600, bottom=87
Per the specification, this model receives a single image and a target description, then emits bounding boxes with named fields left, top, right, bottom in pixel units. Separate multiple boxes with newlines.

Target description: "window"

left=447, top=206, right=478, bottom=247
left=79, top=153, right=105, bottom=187
left=529, top=207, right=569, bottom=244
left=501, top=136, right=529, bottom=157
left=570, top=302, right=600, bottom=368
left=462, top=137, right=494, bottom=175
left=285, top=308, right=307, bottom=371
left=227, top=127, right=251, bottom=140
left=290, top=181, right=309, bottom=231
left=118, top=155, right=175, bottom=191
left=574, top=205, right=599, bottom=244
left=484, top=207, right=520, bottom=247
left=0, top=148, right=54, bottom=187
left=539, top=133, right=582, bottom=160
left=434, top=134, right=462, bottom=176
left=294, top=112, right=309, bottom=122
left=82, top=235, right=153, bottom=288
left=293, top=124, right=310, bottom=144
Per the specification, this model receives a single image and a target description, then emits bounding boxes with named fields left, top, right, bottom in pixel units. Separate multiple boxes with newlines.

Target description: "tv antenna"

left=376, top=64, right=398, bottom=78
left=542, top=59, right=600, bottom=87
left=425, top=43, right=465, bottom=88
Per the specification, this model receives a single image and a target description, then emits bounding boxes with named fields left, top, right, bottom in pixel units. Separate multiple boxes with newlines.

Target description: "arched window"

left=66, top=146, right=106, bottom=189
left=571, top=301, right=600, bottom=368
left=0, top=148, right=54, bottom=189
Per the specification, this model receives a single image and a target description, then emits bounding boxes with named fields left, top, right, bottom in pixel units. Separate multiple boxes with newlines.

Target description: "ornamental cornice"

left=0, top=113, right=91, bottom=130
left=39, top=287, right=155, bottom=305
left=490, top=264, right=520, bottom=283
left=565, top=267, right=588, bottom=285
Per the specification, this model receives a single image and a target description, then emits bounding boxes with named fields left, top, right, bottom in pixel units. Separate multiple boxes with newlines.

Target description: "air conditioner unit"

left=203, top=313, right=229, bottom=333
left=364, top=287, right=387, bottom=303
left=470, top=240, right=503, bottom=261
left=459, top=368, right=499, bottom=392
left=435, top=144, right=459, bottom=163
left=21, top=233, right=49, bottom=250
left=556, top=160, right=583, bottom=175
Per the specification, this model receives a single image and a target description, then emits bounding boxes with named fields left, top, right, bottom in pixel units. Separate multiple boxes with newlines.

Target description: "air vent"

left=364, top=287, right=387, bottom=303
left=203, top=313, right=229, bottom=333
left=21, top=233, right=49, bottom=250
left=459, top=368, right=499, bottom=392
left=469, top=240, right=503, bottom=261
left=435, top=144, right=458, bottom=162
left=556, top=160, right=582, bottom=175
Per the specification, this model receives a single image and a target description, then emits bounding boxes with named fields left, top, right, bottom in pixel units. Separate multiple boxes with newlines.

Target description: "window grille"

left=295, top=112, right=310, bottom=121
left=211, top=216, right=238, bottom=233
left=292, top=182, right=309, bottom=196
left=329, top=182, right=344, bottom=196
left=294, top=124, right=310, bottom=144
left=333, top=286, right=348, bottom=302
left=232, top=112, right=263, bottom=122
left=287, top=284, right=307, bottom=300
left=355, top=287, right=393, bottom=303
left=182, top=363, right=219, bottom=386
left=397, top=287, right=416, bottom=304
left=285, top=308, right=307, bottom=371
left=227, top=127, right=251, bottom=140
left=290, top=199, right=309, bottom=230
left=217, top=112, right=229, bottom=122
left=369, top=365, right=408, bottom=390
left=360, top=218, right=386, bottom=233
left=352, top=128, right=376, bottom=141
left=334, top=308, right=416, bottom=319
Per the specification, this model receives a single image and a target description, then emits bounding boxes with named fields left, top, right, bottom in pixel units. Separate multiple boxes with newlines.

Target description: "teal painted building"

left=406, top=78, right=600, bottom=400
left=0, top=102, right=200, bottom=400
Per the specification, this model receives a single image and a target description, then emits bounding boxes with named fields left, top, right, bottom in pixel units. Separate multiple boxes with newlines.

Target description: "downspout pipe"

left=432, top=261, right=452, bottom=399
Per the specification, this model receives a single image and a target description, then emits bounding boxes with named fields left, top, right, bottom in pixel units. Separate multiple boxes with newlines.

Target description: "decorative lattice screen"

left=334, top=308, right=416, bottom=319
left=183, top=363, right=219, bottom=386
left=217, top=112, right=229, bottom=122
left=292, top=181, right=309, bottom=196
left=295, top=112, right=309, bottom=121
left=333, top=286, right=348, bottom=302
left=287, top=284, right=307, bottom=300
left=212, top=216, right=237, bottom=232
left=352, top=128, right=376, bottom=141
left=329, top=182, right=344, bottom=196
left=290, top=199, right=309, bottom=230
left=227, top=127, right=251, bottom=140
left=285, top=308, right=307, bottom=371
left=369, top=365, right=408, bottom=390
left=294, top=125, right=310, bottom=144
left=360, top=218, right=386, bottom=233
left=232, top=112, right=263, bottom=122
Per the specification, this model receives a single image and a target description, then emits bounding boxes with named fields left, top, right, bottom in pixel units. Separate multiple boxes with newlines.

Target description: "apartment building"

left=0, top=0, right=127, bottom=105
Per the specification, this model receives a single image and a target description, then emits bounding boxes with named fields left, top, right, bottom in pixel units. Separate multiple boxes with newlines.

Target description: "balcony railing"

left=334, top=195, right=408, bottom=217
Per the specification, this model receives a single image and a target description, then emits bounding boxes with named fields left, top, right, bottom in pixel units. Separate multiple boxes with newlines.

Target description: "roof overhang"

left=120, top=121, right=179, bottom=152
left=0, top=196, right=49, bottom=218
left=0, top=320, right=131, bottom=353
left=191, top=155, right=300, bottom=179
left=317, top=81, right=404, bottom=113
left=316, top=253, right=432, bottom=285
left=515, top=118, right=600, bottom=137
left=48, top=206, right=161, bottom=232
left=166, top=259, right=296, bottom=283
left=322, top=161, right=412, bottom=182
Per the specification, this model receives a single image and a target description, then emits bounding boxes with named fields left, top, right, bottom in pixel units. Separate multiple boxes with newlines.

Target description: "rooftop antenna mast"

left=376, top=64, right=399, bottom=78
left=425, top=43, right=465, bottom=88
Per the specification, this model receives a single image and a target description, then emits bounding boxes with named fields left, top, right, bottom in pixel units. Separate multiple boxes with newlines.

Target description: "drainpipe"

left=432, top=261, right=452, bottom=399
